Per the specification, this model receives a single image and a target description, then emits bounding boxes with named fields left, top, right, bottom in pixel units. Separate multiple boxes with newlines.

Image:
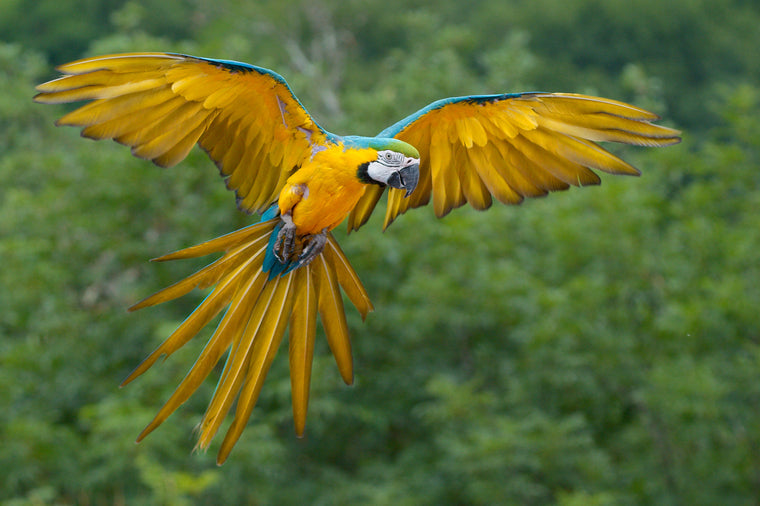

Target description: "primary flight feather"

left=35, top=52, right=680, bottom=464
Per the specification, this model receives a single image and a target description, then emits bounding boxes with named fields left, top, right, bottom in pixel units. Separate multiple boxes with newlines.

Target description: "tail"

left=122, top=217, right=372, bottom=464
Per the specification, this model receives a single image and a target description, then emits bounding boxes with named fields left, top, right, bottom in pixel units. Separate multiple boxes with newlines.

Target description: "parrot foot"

left=273, top=214, right=297, bottom=263
left=297, top=228, right=328, bottom=268
left=273, top=214, right=327, bottom=269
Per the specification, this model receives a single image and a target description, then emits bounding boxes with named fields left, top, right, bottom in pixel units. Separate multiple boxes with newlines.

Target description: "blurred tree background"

left=2, top=0, right=760, bottom=504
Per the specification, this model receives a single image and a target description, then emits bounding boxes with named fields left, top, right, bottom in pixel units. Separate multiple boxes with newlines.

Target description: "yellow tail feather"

left=126, top=218, right=372, bottom=463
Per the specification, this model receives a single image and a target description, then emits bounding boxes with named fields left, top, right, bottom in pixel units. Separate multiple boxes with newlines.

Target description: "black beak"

left=386, top=162, right=420, bottom=197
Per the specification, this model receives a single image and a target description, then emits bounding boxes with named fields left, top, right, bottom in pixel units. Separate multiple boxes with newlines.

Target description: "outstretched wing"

left=347, top=93, right=681, bottom=231
left=34, top=52, right=332, bottom=214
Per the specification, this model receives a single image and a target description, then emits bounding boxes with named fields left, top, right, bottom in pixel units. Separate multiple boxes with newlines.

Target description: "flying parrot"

left=34, top=52, right=680, bottom=464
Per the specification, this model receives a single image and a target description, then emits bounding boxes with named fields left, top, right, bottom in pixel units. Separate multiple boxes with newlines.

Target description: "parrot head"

left=365, top=149, right=420, bottom=197
left=351, top=136, right=420, bottom=197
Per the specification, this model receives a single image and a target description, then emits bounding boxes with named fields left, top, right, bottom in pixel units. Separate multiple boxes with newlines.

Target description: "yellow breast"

left=278, top=145, right=377, bottom=235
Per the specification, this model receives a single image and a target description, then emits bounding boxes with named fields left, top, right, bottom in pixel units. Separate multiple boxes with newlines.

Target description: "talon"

left=274, top=214, right=297, bottom=263
left=296, top=228, right=328, bottom=268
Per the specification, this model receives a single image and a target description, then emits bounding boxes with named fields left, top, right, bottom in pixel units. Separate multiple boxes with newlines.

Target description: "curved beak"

left=386, top=159, right=420, bottom=198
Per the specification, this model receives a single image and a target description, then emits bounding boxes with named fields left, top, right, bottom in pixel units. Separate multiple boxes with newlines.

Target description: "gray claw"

left=274, top=215, right=297, bottom=263
left=296, top=228, right=328, bottom=268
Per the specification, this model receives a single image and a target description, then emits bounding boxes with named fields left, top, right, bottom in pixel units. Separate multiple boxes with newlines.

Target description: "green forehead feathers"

left=342, top=135, right=420, bottom=159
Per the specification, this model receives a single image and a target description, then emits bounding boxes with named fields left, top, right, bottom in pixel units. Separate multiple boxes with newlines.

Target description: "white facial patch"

left=367, top=150, right=406, bottom=184
left=366, top=162, right=396, bottom=184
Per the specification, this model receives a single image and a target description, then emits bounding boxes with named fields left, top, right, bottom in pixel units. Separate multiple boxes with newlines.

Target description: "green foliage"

left=3, top=0, right=760, bottom=503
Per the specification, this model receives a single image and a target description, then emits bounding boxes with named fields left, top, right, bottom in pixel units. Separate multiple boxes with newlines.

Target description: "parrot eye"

left=379, top=150, right=402, bottom=166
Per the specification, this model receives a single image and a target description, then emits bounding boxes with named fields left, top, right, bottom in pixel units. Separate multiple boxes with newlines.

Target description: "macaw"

left=35, top=52, right=680, bottom=464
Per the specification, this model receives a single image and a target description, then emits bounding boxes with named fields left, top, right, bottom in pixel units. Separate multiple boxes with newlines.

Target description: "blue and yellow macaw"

left=35, top=52, right=680, bottom=463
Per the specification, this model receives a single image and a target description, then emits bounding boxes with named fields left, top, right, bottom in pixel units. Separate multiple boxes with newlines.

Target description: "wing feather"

left=36, top=77, right=168, bottom=103
left=363, top=92, right=680, bottom=228
left=490, top=137, right=567, bottom=193
left=57, top=88, right=174, bottom=126
left=80, top=96, right=186, bottom=141
left=532, top=93, right=662, bottom=120
left=35, top=52, right=331, bottom=214
left=507, top=132, right=602, bottom=186
left=347, top=184, right=384, bottom=232
left=455, top=143, right=492, bottom=210
left=130, top=104, right=212, bottom=160
left=468, top=145, right=524, bottom=205
left=153, top=117, right=214, bottom=168
left=226, top=129, right=262, bottom=192
left=56, top=53, right=185, bottom=73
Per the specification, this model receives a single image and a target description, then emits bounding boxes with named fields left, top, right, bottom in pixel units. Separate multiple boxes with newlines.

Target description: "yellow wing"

left=347, top=92, right=681, bottom=231
left=34, top=52, right=331, bottom=213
